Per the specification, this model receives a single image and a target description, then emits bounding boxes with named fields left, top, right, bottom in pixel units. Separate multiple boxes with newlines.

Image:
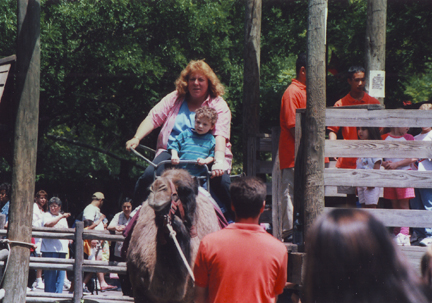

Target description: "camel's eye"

left=157, top=184, right=168, bottom=192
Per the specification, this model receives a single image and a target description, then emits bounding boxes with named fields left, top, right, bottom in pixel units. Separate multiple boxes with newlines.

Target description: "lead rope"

left=0, top=239, right=35, bottom=287
left=166, top=223, right=195, bottom=283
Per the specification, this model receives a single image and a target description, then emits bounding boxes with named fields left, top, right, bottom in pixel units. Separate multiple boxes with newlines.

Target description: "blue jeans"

left=42, top=252, right=66, bottom=293
left=410, top=188, right=432, bottom=238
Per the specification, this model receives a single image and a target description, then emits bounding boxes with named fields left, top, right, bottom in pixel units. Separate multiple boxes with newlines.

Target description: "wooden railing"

left=278, top=106, right=432, bottom=284
left=0, top=221, right=132, bottom=303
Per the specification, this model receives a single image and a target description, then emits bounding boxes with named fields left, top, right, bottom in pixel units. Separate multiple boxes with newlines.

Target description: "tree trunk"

left=242, top=0, right=262, bottom=175
left=365, top=0, right=387, bottom=104
left=2, top=1, right=40, bottom=302
left=302, top=0, right=327, bottom=238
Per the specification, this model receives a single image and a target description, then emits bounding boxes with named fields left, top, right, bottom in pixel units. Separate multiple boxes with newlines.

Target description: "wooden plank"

left=0, top=55, right=16, bottom=65
left=325, top=140, right=432, bottom=158
left=399, top=246, right=426, bottom=276
left=272, top=149, right=282, bottom=240
left=73, top=222, right=84, bottom=303
left=256, top=160, right=273, bottom=174
left=324, top=168, right=432, bottom=188
left=259, top=137, right=272, bottom=152
left=287, top=252, right=306, bottom=284
left=0, top=64, right=10, bottom=74
left=326, top=207, right=432, bottom=228
left=326, top=108, right=432, bottom=127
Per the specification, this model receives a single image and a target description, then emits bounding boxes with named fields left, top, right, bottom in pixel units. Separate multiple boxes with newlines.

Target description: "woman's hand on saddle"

left=126, top=137, right=140, bottom=151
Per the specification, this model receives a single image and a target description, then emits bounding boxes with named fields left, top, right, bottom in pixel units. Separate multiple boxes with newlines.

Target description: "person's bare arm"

left=171, top=150, right=180, bottom=165
left=126, top=117, right=155, bottom=150
left=87, top=214, right=106, bottom=230
left=194, top=286, right=208, bottom=303
left=328, top=131, right=337, bottom=140
left=211, top=136, right=226, bottom=177
left=197, top=157, right=214, bottom=165
left=44, top=213, right=71, bottom=227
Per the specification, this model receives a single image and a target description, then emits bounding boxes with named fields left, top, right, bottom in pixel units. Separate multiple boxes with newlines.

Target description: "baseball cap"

left=92, top=192, right=105, bottom=200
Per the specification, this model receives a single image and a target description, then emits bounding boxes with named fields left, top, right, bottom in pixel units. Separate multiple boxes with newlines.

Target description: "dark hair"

left=421, top=245, right=432, bottom=286
left=122, top=197, right=132, bottom=207
left=48, top=197, right=62, bottom=208
left=305, top=209, right=428, bottom=303
left=358, top=127, right=382, bottom=140
left=0, top=183, right=11, bottom=199
left=230, top=177, right=266, bottom=218
left=296, top=53, right=307, bottom=76
left=347, top=65, right=365, bottom=80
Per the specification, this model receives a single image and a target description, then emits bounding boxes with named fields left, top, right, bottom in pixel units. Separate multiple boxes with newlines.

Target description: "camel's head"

left=147, top=168, right=198, bottom=214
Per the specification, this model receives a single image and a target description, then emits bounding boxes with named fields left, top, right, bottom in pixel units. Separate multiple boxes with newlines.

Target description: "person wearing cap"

left=82, top=192, right=116, bottom=291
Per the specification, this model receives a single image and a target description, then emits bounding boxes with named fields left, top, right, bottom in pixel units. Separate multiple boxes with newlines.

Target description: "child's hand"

left=382, top=160, right=396, bottom=170
left=171, top=156, right=180, bottom=165
left=196, top=158, right=205, bottom=165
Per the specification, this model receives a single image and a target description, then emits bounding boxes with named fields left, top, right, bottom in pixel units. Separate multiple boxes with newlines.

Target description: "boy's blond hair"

left=195, top=107, right=218, bottom=125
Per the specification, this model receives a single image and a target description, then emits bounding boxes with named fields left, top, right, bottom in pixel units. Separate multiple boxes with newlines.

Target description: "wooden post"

left=365, top=0, right=387, bottom=104
left=2, top=1, right=40, bottom=302
left=74, top=222, right=84, bottom=303
left=302, top=0, right=327, bottom=237
left=242, top=0, right=262, bottom=175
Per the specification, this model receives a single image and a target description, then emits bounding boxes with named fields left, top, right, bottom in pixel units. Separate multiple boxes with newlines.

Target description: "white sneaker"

left=36, top=280, right=45, bottom=289
left=63, top=279, right=71, bottom=290
left=395, top=233, right=411, bottom=246
left=420, top=237, right=432, bottom=247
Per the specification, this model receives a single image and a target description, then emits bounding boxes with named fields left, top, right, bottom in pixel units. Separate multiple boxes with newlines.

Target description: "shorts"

left=383, top=187, right=415, bottom=200
left=357, top=187, right=380, bottom=205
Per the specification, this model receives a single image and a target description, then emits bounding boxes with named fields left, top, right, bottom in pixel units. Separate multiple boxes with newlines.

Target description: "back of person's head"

left=296, top=53, right=307, bottom=76
left=305, top=208, right=428, bottom=303
left=347, top=65, right=365, bottom=80
left=230, top=176, right=266, bottom=218
left=0, top=183, right=11, bottom=199
left=48, top=197, right=62, bottom=208
left=364, top=127, right=382, bottom=140
left=195, top=106, right=218, bottom=125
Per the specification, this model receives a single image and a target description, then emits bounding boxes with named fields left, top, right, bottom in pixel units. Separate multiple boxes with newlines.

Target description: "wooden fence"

left=281, top=106, right=432, bottom=284
left=0, top=221, right=132, bottom=303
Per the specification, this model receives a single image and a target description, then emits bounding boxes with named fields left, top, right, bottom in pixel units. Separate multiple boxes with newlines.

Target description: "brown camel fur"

left=127, top=168, right=221, bottom=303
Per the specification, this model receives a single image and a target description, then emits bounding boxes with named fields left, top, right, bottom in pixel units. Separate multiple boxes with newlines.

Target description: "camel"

left=127, top=168, right=221, bottom=303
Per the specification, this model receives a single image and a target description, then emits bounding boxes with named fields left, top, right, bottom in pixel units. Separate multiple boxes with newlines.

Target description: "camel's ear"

left=176, top=177, right=198, bottom=198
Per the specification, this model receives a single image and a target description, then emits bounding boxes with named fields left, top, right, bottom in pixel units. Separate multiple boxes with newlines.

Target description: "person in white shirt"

left=82, top=192, right=116, bottom=291
left=31, top=190, right=48, bottom=290
left=41, top=197, right=71, bottom=293
left=107, top=198, right=133, bottom=295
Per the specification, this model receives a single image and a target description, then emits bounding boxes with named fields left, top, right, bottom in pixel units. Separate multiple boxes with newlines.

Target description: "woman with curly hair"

left=126, top=60, right=232, bottom=219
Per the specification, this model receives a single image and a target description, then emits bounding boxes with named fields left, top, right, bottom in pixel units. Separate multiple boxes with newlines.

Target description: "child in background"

left=356, top=127, right=382, bottom=208
left=410, top=103, right=432, bottom=246
left=382, top=127, right=417, bottom=246
left=168, top=106, right=217, bottom=180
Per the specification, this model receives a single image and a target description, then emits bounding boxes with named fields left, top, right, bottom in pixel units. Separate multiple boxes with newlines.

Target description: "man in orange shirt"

left=327, top=66, right=380, bottom=202
left=278, top=53, right=307, bottom=240
left=194, top=177, right=287, bottom=303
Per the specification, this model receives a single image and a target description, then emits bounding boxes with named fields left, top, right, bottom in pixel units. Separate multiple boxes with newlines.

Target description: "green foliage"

left=1, top=0, right=432, bottom=210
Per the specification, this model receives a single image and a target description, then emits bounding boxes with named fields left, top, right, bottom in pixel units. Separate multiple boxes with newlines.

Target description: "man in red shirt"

left=278, top=53, right=307, bottom=240
left=194, top=177, right=288, bottom=303
left=327, top=66, right=380, bottom=202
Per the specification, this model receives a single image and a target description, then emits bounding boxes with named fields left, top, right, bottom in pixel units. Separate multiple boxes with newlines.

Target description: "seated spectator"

left=304, top=208, right=429, bottom=303
left=107, top=198, right=133, bottom=295
left=0, top=182, right=11, bottom=227
left=41, top=197, right=71, bottom=293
